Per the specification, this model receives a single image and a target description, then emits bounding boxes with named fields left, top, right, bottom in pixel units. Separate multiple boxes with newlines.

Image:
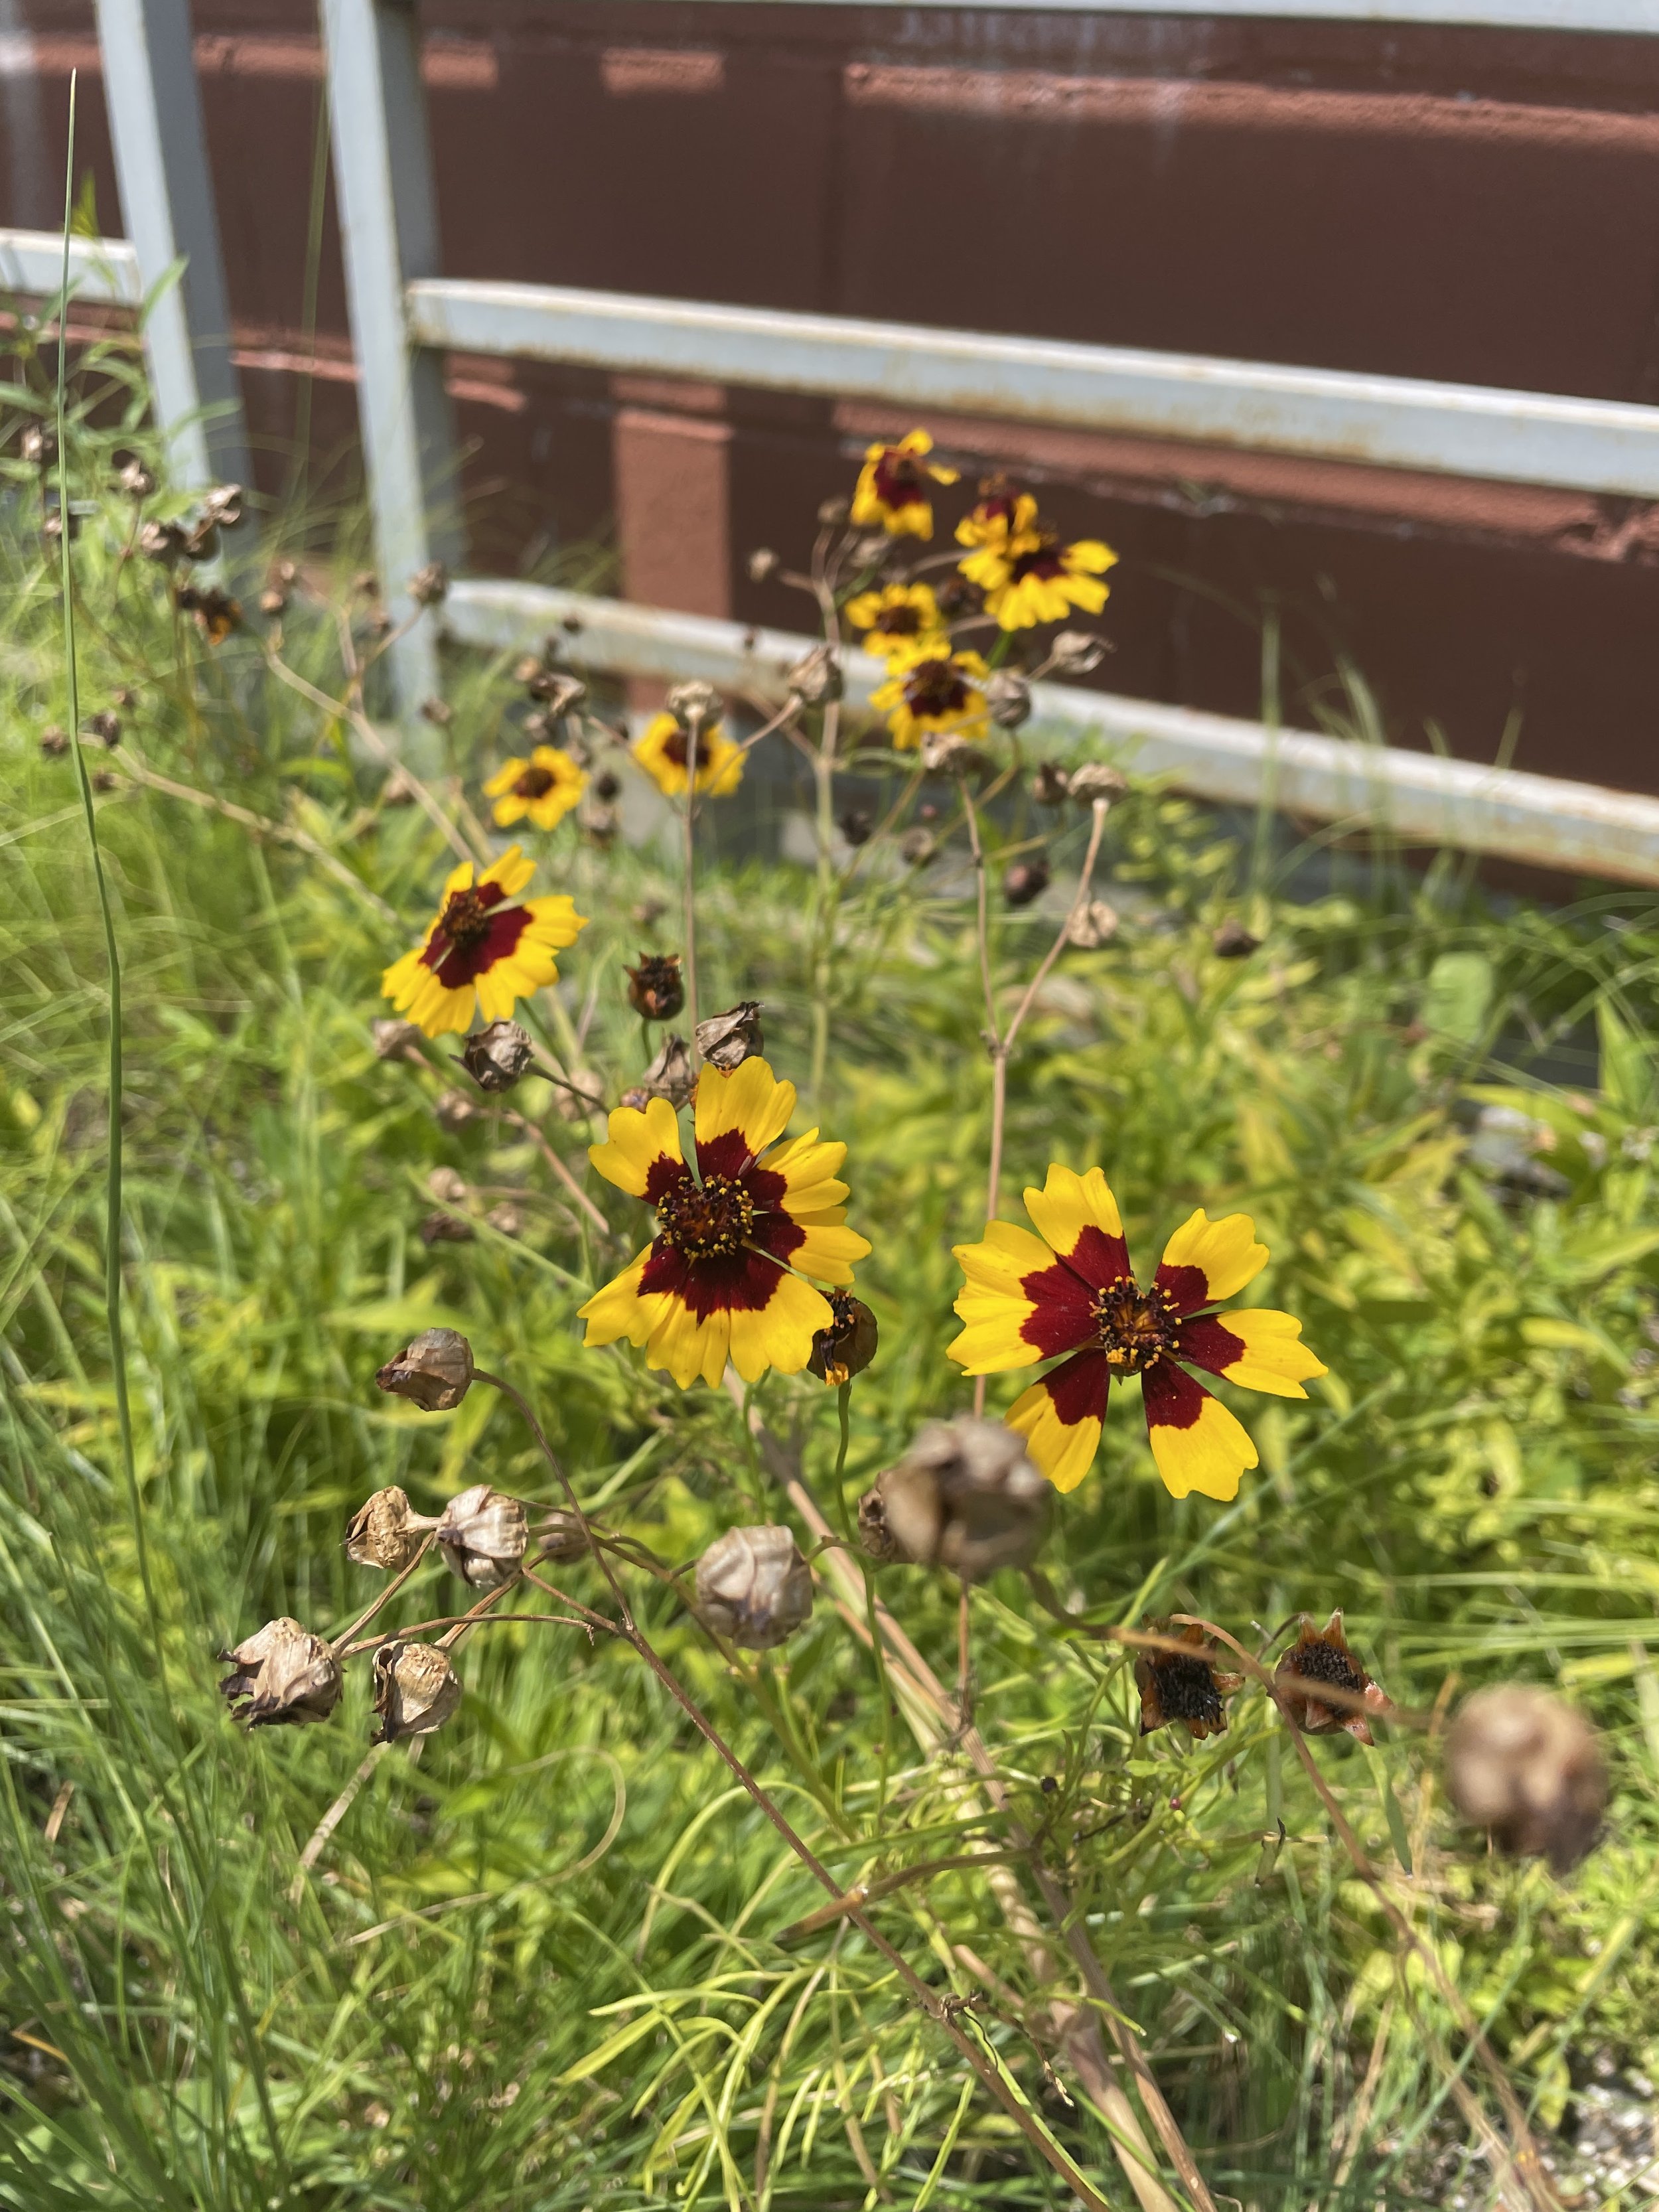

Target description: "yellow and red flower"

left=484, top=745, right=586, bottom=831
left=957, top=490, right=1118, bottom=631
left=579, top=1058, right=871, bottom=1388
left=381, top=846, right=587, bottom=1039
left=869, top=641, right=991, bottom=752
left=948, top=1166, right=1325, bottom=1500
left=843, top=579, right=948, bottom=662
left=633, top=711, right=745, bottom=799
left=849, top=429, right=959, bottom=541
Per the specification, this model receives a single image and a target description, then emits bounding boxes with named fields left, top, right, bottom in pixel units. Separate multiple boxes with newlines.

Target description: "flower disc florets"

left=1095, top=1277, right=1182, bottom=1373
left=658, top=1172, right=755, bottom=1258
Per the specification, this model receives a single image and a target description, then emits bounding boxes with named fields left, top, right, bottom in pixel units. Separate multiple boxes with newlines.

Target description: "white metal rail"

left=646, top=1, right=1658, bottom=21
left=321, top=0, right=1659, bottom=879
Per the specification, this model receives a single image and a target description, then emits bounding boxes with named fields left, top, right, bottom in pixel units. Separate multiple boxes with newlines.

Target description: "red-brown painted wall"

left=9, top=3, right=1659, bottom=795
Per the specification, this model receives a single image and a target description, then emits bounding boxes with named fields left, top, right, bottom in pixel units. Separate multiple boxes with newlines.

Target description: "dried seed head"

left=593, top=769, right=618, bottom=800
left=19, top=423, right=55, bottom=469
left=582, top=800, right=620, bottom=848
left=1032, top=760, right=1071, bottom=806
left=899, top=828, right=936, bottom=867
left=198, top=482, right=244, bottom=532
left=695, top=1525, right=814, bottom=1650
left=986, top=671, right=1033, bottom=732
left=786, top=644, right=842, bottom=707
left=373, top=1641, right=463, bottom=1742
left=375, top=1327, right=474, bottom=1412
left=877, top=1419, right=1048, bottom=1582
left=420, top=1211, right=475, bottom=1245
left=1445, top=1686, right=1607, bottom=1874
left=39, top=725, right=69, bottom=758
left=86, top=709, right=121, bottom=749
left=1134, top=1622, right=1243, bottom=1742
left=626, top=952, right=685, bottom=1023
left=1003, top=859, right=1050, bottom=909
left=746, top=548, right=779, bottom=583
left=920, top=731, right=986, bottom=777
left=1274, top=1611, right=1388, bottom=1743
left=92, top=769, right=117, bottom=793
left=1065, top=899, right=1119, bottom=950
left=1067, top=762, right=1129, bottom=805
left=218, top=1618, right=342, bottom=1728
left=526, top=672, right=587, bottom=719
left=176, top=584, right=241, bottom=643
left=435, top=1483, right=529, bottom=1589
left=485, top=1199, right=526, bottom=1238
left=427, top=1165, right=470, bottom=1205
left=666, top=679, right=720, bottom=730
left=1212, top=919, right=1260, bottom=960
left=857, top=1488, right=901, bottom=1563
left=433, top=1088, right=482, bottom=1132
left=420, top=695, right=454, bottom=727
left=624, top=1031, right=695, bottom=1112
left=695, top=1001, right=764, bottom=1072
left=372, top=1017, right=424, bottom=1063
left=407, top=559, right=448, bottom=607
left=808, top=1291, right=879, bottom=1386
left=137, top=518, right=186, bottom=564
left=837, top=807, right=874, bottom=849
left=513, top=654, right=545, bottom=686
left=117, top=457, right=155, bottom=498
left=111, top=687, right=137, bottom=711
left=1047, top=631, right=1108, bottom=678
left=460, top=1019, right=535, bottom=1093
left=534, top=1508, right=590, bottom=1562
left=345, top=1485, right=429, bottom=1572
left=817, top=495, right=851, bottom=528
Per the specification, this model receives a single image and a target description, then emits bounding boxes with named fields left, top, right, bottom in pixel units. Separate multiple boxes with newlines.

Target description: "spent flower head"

left=1274, top=1611, right=1388, bottom=1743
left=373, top=1642, right=463, bottom=1742
left=435, top=1483, right=529, bottom=1589
left=218, top=1619, right=342, bottom=1728
left=1134, top=1622, right=1242, bottom=1741
left=695, top=1525, right=814, bottom=1649
left=345, top=1486, right=429, bottom=1572
left=875, top=1418, right=1048, bottom=1581
left=460, top=1019, right=535, bottom=1092
left=626, top=953, right=685, bottom=1023
left=1445, top=1686, right=1607, bottom=1874
left=695, top=1001, right=764, bottom=1072
left=376, top=1327, right=474, bottom=1412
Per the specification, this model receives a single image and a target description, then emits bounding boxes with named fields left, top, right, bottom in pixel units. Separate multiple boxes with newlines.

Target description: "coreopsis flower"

left=578, top=1056, right=871, bottom=1388
left=849, top=429, right=958, bottom=540
left=1275, top=1612, right=1388, bottom=1742
left=1134, top=1621, right=1242, bottom=1741
left=218, top=1619, right=342, bottom=1728
left=483, top=745, right=586, bottom=832
left=948, top=1166, right=1325, bottom=1499
left=844, top=580, right=948, bottom=662
left=958, top=492, right=1118, bottom=632
left=695, top=1524, right=814, bottom=1649
left=870, top=643, right=991, bottom=753
left=954, top=478, right=1039, bottom=555
left=632, top=711, right=745, bottom=799
left=381, top=846, right=587, bottom=1039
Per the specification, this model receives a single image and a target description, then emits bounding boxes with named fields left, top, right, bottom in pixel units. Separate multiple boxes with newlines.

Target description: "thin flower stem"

left=342, top=1609, right=591, bottom=1657
left=500, top=1106, right=611, bottom=1238
left=289, top=1742, right=388, bottom=1903
left=476, top=1366, right=1114, bottom=2211
left=328, top=1534, right=436, bottom=1655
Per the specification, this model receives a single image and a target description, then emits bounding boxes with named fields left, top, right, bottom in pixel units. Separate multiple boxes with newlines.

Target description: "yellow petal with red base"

left=764, top=1130, right=851, bottom=1214
left=947, top=1220, right=1055, bottom=1373
left=728, top=1272, right=831, bottom=1383
left=1183, top=1309, right=1327, bottom=1398
left=1006, top=1349, right=1111, bottom=1495
left=478, top=845, right=535, bottom=899
left=695, top=1057, right=796, bottom=1163
left=1023, top=1164, right=1125, bottom=1269
left=1143, top=1357, right=1259, bottom=1501
left=577, top=1244, right=662, bottom=1348
left=646, top=1295, right=730, bottom=1390
left=589, top=1097, right=685, bottom=1196
left=1157, top=1208, right=1268, bottom=1311
left=781, top=1212, right=871, bottom=1286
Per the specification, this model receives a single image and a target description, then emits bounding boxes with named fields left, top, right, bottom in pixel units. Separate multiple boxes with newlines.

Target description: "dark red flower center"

left=1094, top=1277, right=1181, bottom=1372
left=903, top=657, right=971, bottom=717
left=659, top=727, right=691, bottom=768
left=872, top=450, right=928, bottom=509
left=1009, top=536, right=1066, bottom=584
left=1284, top=1636, right=1366, bottom=1694
left=516, top=763, right=557, bottom=798
left=874, top=601, right=926, bottom=636
left=437, top=888, right=496, bottom=954
left=973, top=494, right=1019, bottom=532
left=658, top=1173, right=755, bottom=1259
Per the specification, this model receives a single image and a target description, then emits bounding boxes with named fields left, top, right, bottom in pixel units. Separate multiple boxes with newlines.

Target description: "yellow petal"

left=589, top=1096, right=685, bottom=1196
left=1159, top=1209, right=1268, bottom=1306
left=1147, top=1390, right=1258, bottom=1502
left=1023, top=1165, right=1124, bottom=1266
left=695, top=1057, right=794, bottom=1162
left=727, top=1271, right=830, bottom=1383
left=1204, top=1309, right=1327, bottom=1398
left=1006, top=1379, right=1100, bottom=1495
left=480, top=845, right=534, bottom=897
left=577, top=1246, right=661, bottom=1348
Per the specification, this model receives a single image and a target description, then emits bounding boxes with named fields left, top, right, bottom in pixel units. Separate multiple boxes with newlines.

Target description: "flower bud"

left=1134, top=1621, right=1242, bottom=1742
left=1274, top=1611, right=1388, bottom=1743
left=695, top=1524, right=814, bottom=1649
left=375, top=1327, right=474, bottom=1412
left=1212, top=919, right=1260, bottom=960
left=1067, top=762, right=1128, bottom=806
left=218, top=1618, right=342, bottom=1728
left=875, top=1418, right=1048, bottom=1582
left=407, top=559, right=448, bottom=607
left=626, top=953, right=685, bottom=1023
left=118, top=457, right=155, bottom=498
left=786, top=644, right=842, bottom=706
left=746, top=548, right=779, bottom=582
left=460, top=1019, right=535, bottom=1093
left=1031, top=760, right=1070, bottom=805
left=666, top=679, right=719, bottom=730
left=373, top=1641, right=462, bottom=1741
left=1047, top=631, right=1107, bottom=677
left=1445, top=1686, right=1607, bottom=1874
left=1065, top=899, right=1119, bottom=950
left=624, top=1031, right=695, bottom=1111
left=435, top=1483, right=529, bottom=1589
left=372, top=1017, right=424, bottom=1062
left=837, top=807, right=874, bottom=849
left=986, top=672, right=1033, bottom=731
left=807, top=1291, right=879, bottom=1386
left=695, top=1001, right=764, bottom=1072
left=1003, top=859, right=1050, bottom=909
left=345, top=1485, right=429, bottom=1572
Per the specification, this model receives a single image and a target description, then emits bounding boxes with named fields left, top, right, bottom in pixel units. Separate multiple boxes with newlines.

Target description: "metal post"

left=94, top=0, right=250, bottom=493
left=321, top=0, right=459, bottom=717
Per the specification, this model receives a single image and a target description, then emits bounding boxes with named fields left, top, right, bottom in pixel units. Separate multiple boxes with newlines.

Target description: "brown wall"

left=9, top=1, right=1659, bottom=794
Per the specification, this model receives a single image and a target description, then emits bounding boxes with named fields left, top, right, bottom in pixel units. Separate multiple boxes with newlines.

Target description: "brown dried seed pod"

left=1134, top=1621, right=1243, bottom=1742
left=1274, top=1611, right=1388, bottom=1743
left=427, top=1165, right=470, bottom=1205
left=345, top=1485, right=429, bottom=1572
left=419, top=695, right=454, bottom=727
left=420, top=1211, right=475, bottom=1246
left=459, top=1019, right=535, bottom=1093
left=86, top=710, right=121, bottom=749
left=372, top=1017, right=424, bottom=1063
left=1067, top=762, right=1129, bottom=805
left=899, top=828, right=936, bottom=869
left=485, top=1199, right=526, bottom=1238
left=373, top=1641, right=463, bottom=1742
left=666, top=678, right=720, bottom=729
left=746, top=548, right=779, bottom=582
left=218, top=1617, right=342, bottom=1728
left=1445, top=1685, right=1607, bottom=1874
left=695, top=1525, right=814, bottom=1650
left=695, top=1002, right=764, bottom=1072
left=1031, top=760, right=1071, bottom=805
left=1003, top=859, right=1050, bottom=910
left=1066, top=899, right=1119, bottom=950
left=1047, top=631, right=1108, bottom=677
left=623, top=1032, right=695, bottom=1112
left=433, top=1088, right=482, bottom=1132
left=39, top=725, right=69, bottom=758
left=137, top=518, right=186, bottom=564
left=117, top=457, right=155, bottom=498
left=1212, top=919, right=1261, bottom=960
left=985, top=671, right=1033, bottom=732
left=375, top=1327, right=474, bottom=1412
left=857, top=1487, right=902, bottom=1564
left=876, top=1418, right=1048, bottom=1582
left=808, top=1291, right=879, bottom=1387
left=435, top=1483, right=529, bottom=1589
left=626, top=953, right=685, bottom=1023
left=786, top=644, right=842, bottom=707
left=534, top=1509, right=590, bottom=1563
left=407, top=559, right=448, bottom=607
left=837, top=807, right=874, bottom=849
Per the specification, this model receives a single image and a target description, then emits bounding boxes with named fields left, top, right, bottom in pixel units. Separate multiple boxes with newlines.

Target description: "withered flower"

left=1212, top=919, right=1260, bottom=960
left=986, top=671, right=1033, bottom=732
left=19, top=423, right=55, bottom=469
left=899, top=828, right=936, bottom=869
left=39, top=725, right=69, bottom=758
left=621, top=1031, right=695, bottom=1112
left=460, top=1019, right=535, bottom=1093
left=1003, top=859, right=1050, bottom=909
left=420, top=695, right=454, bottom=727
left=197, top=482, right=244, bottom=532
left=375, top=1327, right=474, bottom=1412
left=1445, top=1685, right=1607, bottom=1874
left=433, top=1088, right=482, bottom=1132
left=695, top=1525, right=814, bottom=1650
left=218, top=1618, right=342, bottom=1728
left=138, top=518, right=186, bottom=564
left=582, top=800, right=620, bottom=847
left=818, top=495, right=851, bottom=528
left=421, top=1211, right=475, bottom=1246
left=407, top=559, right=448, bottom=607
left=838, top=807, right=874, bottom=848
left=666, top=678, right=720, bottom=730
left=808, top=1291, right=879, bottom=1386
left=1134, top=1622, right=1242, bottom=1742
left=920, top=731, right=986, bottom=777
left=86, top=710, right=120, bottom=749
left=345, top=1485, right=429, bottom=1572
left=935, top=572, right=984, bottom=621
left=427, top=1165, right=470, bottom=1205
left=372, top=1017, right=424, bottom=1063
left=1032, top=761, right=1070, bottom=805
left=117, top=457, right=155, bottom=499
left=857, top=1488, right=901, bottom=1563
left=626, top=953, right=685, bottom=1023
left=373, top=1641, right=462, bottom=1741
left=1065, top=899, right=1119, bottom=950
left=92, top=769, right=117, bottom=792
left=1067, top=763, right=1128, bottom=805
left=1274, top=1611, right=1388, bottom=1743
left=747, top=548, right=779, bottom=582
left=485, top=1199, right=526, bottom=1238
left=534, top=1508, right=590, bottom=1562
left=695, top=1001, right=763, bottom=1071
left=524, top=670, right=587, bottom=717
left=1046, top=632, right=1108, bottom=678
left=112, top=686, right=136, bottom=711
left=176, top=585, right=241, bottom=644
left=875, top=1418, right=1048, bottom=1582
left=435, top=1483, right=528, bottom=1588
left=786, top=644, right=842, bottom=707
